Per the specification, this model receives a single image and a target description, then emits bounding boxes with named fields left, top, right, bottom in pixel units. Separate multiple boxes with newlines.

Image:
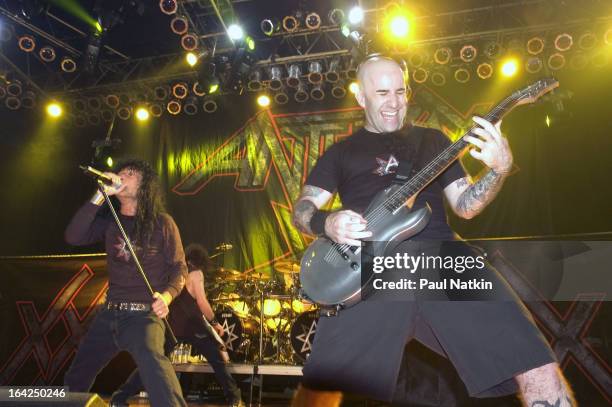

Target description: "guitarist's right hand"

left=325, top=210, right=372, bottom=246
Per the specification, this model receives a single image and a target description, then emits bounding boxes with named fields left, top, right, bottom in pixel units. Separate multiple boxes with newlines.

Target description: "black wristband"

left=310, top=210, right=330, bottom=235
left=209, top=318, right=220, bottom=325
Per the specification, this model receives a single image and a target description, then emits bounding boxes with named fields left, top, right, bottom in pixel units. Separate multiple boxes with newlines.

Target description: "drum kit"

left=205, top=259, right=319, bottom=364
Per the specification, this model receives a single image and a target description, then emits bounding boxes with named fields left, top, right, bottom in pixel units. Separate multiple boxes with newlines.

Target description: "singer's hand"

left=152, top=292, right=171, bottom=318
left=100, top=172, right=126, bottom=196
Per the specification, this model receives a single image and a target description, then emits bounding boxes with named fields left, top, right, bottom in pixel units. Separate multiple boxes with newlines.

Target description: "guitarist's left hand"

left=464, top=116, right=513, bottom=174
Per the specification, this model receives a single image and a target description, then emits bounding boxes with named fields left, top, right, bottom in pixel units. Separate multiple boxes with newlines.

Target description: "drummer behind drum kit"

left=205, top=260, right=319, bottom=364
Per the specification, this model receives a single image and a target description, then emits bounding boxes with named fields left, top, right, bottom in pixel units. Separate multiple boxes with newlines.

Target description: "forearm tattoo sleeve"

left=292, top=185, right=326, bottom=234
left=456, top=169, right=507, bottom=218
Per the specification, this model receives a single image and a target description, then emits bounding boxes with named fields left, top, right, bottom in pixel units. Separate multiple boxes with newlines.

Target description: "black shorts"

left=301, top=241, right=556, bottom=401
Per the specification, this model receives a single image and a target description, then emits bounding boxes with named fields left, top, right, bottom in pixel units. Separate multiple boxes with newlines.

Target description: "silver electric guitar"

left=299, top=78, right=560, bottom=308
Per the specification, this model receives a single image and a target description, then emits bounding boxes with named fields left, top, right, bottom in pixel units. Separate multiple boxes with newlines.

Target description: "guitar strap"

left=392, top=126, right=425, bottom=185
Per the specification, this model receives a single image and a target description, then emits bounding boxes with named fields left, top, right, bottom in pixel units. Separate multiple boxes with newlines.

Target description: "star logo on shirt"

left=373, top=154, right=399, bottom=176
left=294, top=318, right=317, bottom=356
left=221, top=318, right=240, bottom=351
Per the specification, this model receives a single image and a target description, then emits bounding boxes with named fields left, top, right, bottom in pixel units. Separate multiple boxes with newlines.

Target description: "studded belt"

left=106, top=301, right=152, bottom=312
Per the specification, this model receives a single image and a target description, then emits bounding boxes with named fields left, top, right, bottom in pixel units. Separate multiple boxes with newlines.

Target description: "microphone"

left=215, top=243, right=233, bottom=251
left=79, top=165, right=120, bottom=186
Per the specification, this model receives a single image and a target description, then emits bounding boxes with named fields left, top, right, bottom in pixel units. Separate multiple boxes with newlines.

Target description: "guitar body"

left=300, top=184, right=431, bottom=307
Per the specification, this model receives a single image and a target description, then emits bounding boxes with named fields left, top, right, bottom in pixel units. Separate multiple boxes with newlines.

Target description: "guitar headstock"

left=514, top=78, right=559, bottom=106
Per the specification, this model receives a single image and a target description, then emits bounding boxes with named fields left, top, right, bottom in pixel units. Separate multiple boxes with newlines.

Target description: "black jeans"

left=112, top=334, right=241, bottom=404
left=64, top=307, right=186, bottom=407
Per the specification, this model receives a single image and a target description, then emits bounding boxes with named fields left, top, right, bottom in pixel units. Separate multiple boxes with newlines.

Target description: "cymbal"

left=274, top=260, right=300, bottom=274
left=244, top=270, right=272, bottom=280
left=214, top=267, right=242, bottom=276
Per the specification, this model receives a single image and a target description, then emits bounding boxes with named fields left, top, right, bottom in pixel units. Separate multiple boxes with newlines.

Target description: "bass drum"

left=290, top=310, right=319, bottom=362
left=215, top=307, right=255, bottom=362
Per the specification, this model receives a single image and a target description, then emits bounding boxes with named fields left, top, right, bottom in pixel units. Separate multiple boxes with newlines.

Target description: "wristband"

left=209, top=318, right=220, bottom=325
left=310, top=210, right=330, bottom=235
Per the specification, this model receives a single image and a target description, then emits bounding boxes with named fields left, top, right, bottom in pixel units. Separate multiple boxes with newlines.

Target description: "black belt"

left=106, top=301, right=152, bottom=312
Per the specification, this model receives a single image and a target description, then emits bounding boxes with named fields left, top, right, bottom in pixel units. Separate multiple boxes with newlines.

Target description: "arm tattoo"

left=456, top=169, right=507, bottom=218
left=292, top=185, right=326, bottom=234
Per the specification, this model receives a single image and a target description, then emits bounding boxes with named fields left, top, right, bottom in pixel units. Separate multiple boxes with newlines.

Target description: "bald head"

left=355, top=56, right=409, bottom=134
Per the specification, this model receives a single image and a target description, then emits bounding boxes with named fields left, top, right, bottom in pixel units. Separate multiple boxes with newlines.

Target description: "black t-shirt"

left=305, top=126, right=467, bottom=239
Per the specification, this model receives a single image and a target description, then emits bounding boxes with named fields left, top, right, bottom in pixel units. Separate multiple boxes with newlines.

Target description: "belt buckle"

left=119, top=303, right=128, bottom=311
left=130, top=303, right=146, bottom=312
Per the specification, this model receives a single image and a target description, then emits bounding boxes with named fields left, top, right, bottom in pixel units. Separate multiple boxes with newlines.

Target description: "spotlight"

left=186, top=52, right=198, bottom=67
left=484, top=41, right=503, bottom=59
left=388, top=15, right=410, bottom=40
left=159, top=0, right=177, bottom=15
left=183, top=97, right=198, bottom=115
left=476, top=63, right=493, bottom=79
left=526, top=37, right=545, bottom=55
left=46, top=101, right=62, bottom=117
left=408, top=52, right=426, bottom=68
left=310, top=84, right=325, bottom=101
left=257, top=94, right=271, bottom=107
left=105, top=94, right=120, bottom=108
left=21, top=91, right=36, bottom=109
left=348, top=7, right=364, bottom=26
left=101, top=109, right=114, bottom=122
left=430, top=71, right=446, bottom=87
left=228, top=24, right=244, bottom=41
left=118, top=93, right=130, bottom=105
left=150, top=103, right=163, bottom=117
left=167, top=100, right=181, bottom=115
left=5, top=96, right=21, bottom=110
left=305, top=13, right=321, bottom=30
left=454, top=68, right=470, bottom=83
left=154, top=86, right=169, bottom=100
left=459, top=45, right=477, bottom=63
left=570, top=52, right=588, bottom=70
left=6, top=80, right=22, bottom=96
left=261, top=18, right=280, bottom=36
left=172, top=82, right=188, bottom=99
left=73, top=98, right=86, bottom=112
left=412, top=67, right=428, bottom=83
left=181, top=33, right=198, bottom=51
left=135, top=106, right=149, bottom=121
left=87, top=113, right=100, bottom=126
left=18, top=35, right=36, bottom=52
left=82, top=30, right=103, bottom=74
left=202, top=97, right=217, bottom=113
left=554, top=33, right=573, bottom=51
left=282, top=15, right=299, bottom=32
left=605, top=28, right=612, bottom=45
left=500, top=58, right=519, bottom=77
left=60, top=56, right=77, bottom=72
left=328, top=9, right=345, bottom=26
left=434, top=47, right=451, bottom=65
left=274, top=89, right=289, bottom=105
left=325, top=59, right=341, bottom=83
left=39, top=46, right=56, bottom=62
left=269, top=66, right=284, bottom=90
left=170, top=16, right=188, bottom=35
left=287, top=64, right=301, bottom=88
left=208, top=78, right=220, bottom=94
left=73, top=115, right=86, bottom=127
left=547, top=53, right=566, bottom=70
left=88, top=96, right=102, bottom=110
left=117, top=105, right=131, bottom=120
left=578, top=32, right=597, bottom=50
left=294, top=83, right=309, bottom=103
left=348, top=81, right=359, bottom=94
left=525, top=57, right=543, bottom=74
left=331, top=82, right=346, bottom=99
left=307, top=61, right=323, bottom=84
left=247, top=70, right=263, bottom=91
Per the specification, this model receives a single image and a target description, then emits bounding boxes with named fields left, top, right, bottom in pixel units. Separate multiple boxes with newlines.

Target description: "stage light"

left=228, top=24, right=244, bottom=41
left=247, top=70, right=262, bottom=91
left=150, top=103, right=163, bottom=117
left=135, top=107, right=149, bottom=121
left=570, top=52, right=588, bottom=70
left=152, top=86, right=168, bottom=100
left=208, top=80, right=219, bottom=94
left=476, top=63, right=493, bottom=79
left=159, top=0, right=177, bottom=15
left=430, top=71, right=446, bottom=87
left=307, top=61, right=323, bottom=84
left=39, top=46, right=56, bottom=62
left=83, top=29, right=103, bottom=74
left=348, top=81, right=359, bottom=94
left=257, top=94, right=271, bottom=107
left=341, top=23, right=351, bottom=38
left=578, top=32, right=597, bottom=50
left=5, top=96, right=21, bottom=110
left=545, top=115, right=551, bottom=127
left=331, top=81, right=346, bottom=99
left=186, top=52, right=198, bottom=67
left=484, top=41, right=503, bottom=59
left=434, top=47, right=451, bottom=65
left=21, top=91, right=36, bottom=109
left=202, top=97, right=217, bottom=113
left=60, top=57, right=77, bottom=72
left=274, top=89, right=289, bottom=105
left=525, top=57, right=543, bottom=74
left=346, top=61, right=358, bottom=80
left=260, top=18, right=279, bottom=36
left=6, top=80, right=22, bottom=96
left=526, top=37, right=545, bottom=55
left=282, top=15, right=299, bottom=32
left=46, top=102, right=62, bottom=118
left=500, top=59, right=519, bottom=77
left=172, top=82, right=188, bottom=99
left=73, top=116, right=86, bottom=127
left=388, top=14, right=410, bottom=39
left=87, top=97, right=101, bottom=111
left=310, top=84, right=324, bottom=101
left=245, top=36, right=255, bottom=51
left=269, top=66, right=283, bottom=91
left=459, top=45, right=477, bottom=63
left=328, top=9, right=345, bottom=25
left=454, top=68, right=470, bottom=83
left=167, top=100, right=181, bottom=115
left=554, top=33, right=573, bottom=52
left=547, top=53, right=566, bottom=70
left=287, top=64, right=301, bottom=88
left=324, top=59, right=341, bottom=83
left=181, top=33, right=198, bottom=51
left=87, top=113, right=100, bottom=126
left=170, top=15, right=188, bottom=35
left=101, top=109, right=114, bottom=122
left=305, top=12, right=321, bottom=30
left=348, top=7, right=364, bottom=25
left=294, top=83, right=309, bottom=103
left=183, top=97, right=198, bottom=115
left=605, top=28, right=612, bottom=45
left=105, top=94, right=120, bottom=108
left=412, top=67, right=428, bottom=83
left=18, top=35, right=36, bottom=52
left=408, top=52, right=426, bottom=68
left=117, top=106, right=131, bottom=120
